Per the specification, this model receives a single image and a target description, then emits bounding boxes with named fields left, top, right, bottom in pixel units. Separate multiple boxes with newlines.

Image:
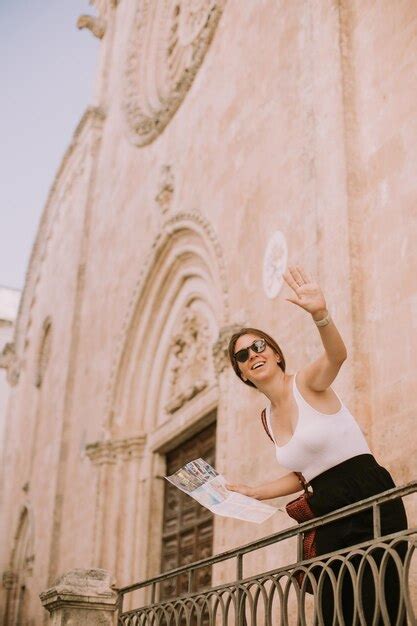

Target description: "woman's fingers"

left=296, top=265, right=313, bottom=284
left=290, top=266, right=305, bottom=286
left=283, top=269, right=302, bottom=296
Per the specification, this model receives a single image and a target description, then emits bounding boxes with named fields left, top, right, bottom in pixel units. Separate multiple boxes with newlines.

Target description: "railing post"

left=151, top=582, right=156, bottom=604
left=373, top=502, right=381, bottom=538
left=236, top=554, right=245, bottom=626
left=187, top=569, right=193, bottom=594
left=297, top=533, right=303, bottom=561
left=40, top=568, right=118, bottom=625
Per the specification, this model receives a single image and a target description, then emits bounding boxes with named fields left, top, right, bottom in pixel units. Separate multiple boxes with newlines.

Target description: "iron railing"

left=118, top=481, right=417, bottom=625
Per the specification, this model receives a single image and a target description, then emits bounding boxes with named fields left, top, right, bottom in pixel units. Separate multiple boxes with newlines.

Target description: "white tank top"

left=265, top=372, right=371, bottom=482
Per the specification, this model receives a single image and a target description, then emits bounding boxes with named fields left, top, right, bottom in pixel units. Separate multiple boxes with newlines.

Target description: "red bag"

left=261, top=409, right=317, bottom=592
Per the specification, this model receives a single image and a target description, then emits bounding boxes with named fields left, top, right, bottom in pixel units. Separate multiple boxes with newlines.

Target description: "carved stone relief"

left=165, top=308, right=211, bottom=413
left=77, top=15, right=107, bottom=39
left=86, top=435, right=147, bottom=465
left=2, top=570, right=17, bottom=590
left=155, top=165, right=174, bottom=214
left=212, top=323, right=244, bottom=376
left=0, top=342, right=20, bottom=386
left=123, top=0, right=225, bottom=146
left=105, top=211, right=229, bottom=425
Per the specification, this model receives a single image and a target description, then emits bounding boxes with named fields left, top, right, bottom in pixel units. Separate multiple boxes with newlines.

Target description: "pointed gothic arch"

left=3, top=506, right=35, bottom=626
left=105, top=211, right=229, bottom=438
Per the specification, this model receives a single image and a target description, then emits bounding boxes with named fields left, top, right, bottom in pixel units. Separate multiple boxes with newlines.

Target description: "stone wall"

left=1, top=1, right=416, bottom=623
left=0, top=287, right=20, bottom=470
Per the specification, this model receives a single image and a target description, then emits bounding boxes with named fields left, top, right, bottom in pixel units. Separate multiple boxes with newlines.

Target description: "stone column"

left=40, top=569, right=118, bottom=625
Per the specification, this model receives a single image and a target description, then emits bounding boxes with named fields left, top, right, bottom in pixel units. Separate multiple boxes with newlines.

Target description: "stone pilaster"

left=40, top=569, right=117, bottom=625
left=85, top=436, right=147, bottom=575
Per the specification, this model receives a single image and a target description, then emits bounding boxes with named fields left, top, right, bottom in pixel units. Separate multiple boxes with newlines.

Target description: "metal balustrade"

left=118, top=481, right=417, bottom=625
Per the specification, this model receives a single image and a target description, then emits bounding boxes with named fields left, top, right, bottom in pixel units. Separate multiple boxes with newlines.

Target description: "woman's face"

left=233, top=333, right=280, bottom=385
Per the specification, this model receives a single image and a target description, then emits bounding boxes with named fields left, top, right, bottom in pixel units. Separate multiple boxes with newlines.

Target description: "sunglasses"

left=234, top=339, right=267, bottom=363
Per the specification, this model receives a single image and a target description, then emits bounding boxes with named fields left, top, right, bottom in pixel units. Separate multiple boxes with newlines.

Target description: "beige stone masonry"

left=40, top=569, right=118, bottom=625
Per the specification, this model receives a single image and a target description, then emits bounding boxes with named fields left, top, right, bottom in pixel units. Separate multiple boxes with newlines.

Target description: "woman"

left=227, top=265, right=408, bottom=625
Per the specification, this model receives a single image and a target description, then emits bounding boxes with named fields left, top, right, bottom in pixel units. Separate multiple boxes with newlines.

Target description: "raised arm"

left=227, top=472, right=303, bottom=501
left=283, top=265, right=347, bottom=391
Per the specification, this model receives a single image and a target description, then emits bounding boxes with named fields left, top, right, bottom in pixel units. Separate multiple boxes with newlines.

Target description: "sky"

left=0, top=1, right=99, bottom=290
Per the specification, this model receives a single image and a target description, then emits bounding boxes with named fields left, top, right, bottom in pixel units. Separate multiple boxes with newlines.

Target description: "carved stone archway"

left=3, top=506, right=35, bottom=626
left=86, top=211, right=230, bottom=585
left=104, top=210, right=229, bottom=436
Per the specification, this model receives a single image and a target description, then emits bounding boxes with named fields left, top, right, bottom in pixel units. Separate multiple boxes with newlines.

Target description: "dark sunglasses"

left=234, top=339, right=267, bottom=363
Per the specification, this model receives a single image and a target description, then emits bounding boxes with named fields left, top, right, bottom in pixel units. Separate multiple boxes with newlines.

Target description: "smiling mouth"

left=251, top=362, right=266, bottom=371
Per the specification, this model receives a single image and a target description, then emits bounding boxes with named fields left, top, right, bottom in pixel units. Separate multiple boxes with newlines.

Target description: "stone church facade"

left=1, top=1, right=416, bottom=623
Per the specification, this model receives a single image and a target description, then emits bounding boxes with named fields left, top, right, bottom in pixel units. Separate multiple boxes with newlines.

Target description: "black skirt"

left=308, top=454, right=408, bottom=625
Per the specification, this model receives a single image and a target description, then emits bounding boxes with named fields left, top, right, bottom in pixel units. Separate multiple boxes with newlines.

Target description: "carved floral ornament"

left=123, top=0, right=226, bottom=146
left=165, top=308, right=212, bottom=413
left=212, top=323, right=245, bottom=375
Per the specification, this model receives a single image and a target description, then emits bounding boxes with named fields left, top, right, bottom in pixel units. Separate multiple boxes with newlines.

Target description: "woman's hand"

left=226, top=483, right=256, bottom=498
left=283, top=266, right=327, bottom=318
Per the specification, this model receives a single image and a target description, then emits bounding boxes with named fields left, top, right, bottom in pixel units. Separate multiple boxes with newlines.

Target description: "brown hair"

left=228, top=327, right=286, bottom=388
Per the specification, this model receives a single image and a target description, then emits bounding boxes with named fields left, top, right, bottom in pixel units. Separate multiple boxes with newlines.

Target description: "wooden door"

left=160, top=419, right=216, bottom=600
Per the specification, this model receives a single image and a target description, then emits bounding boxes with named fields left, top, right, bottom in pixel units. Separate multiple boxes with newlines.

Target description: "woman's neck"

left=256, top=370, right=290, bottom=407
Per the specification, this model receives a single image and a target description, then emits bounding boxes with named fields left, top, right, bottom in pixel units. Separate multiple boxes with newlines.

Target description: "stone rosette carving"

left=262, top=230, right=288, bottom=299
left=165, top=308, right=211, bottom=413
left=123, top=0, right=225, bottom=146
left=86, top=435, right=147, bottom=465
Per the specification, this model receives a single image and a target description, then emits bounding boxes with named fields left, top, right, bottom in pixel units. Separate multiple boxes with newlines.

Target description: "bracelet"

left=314, top=312, right=331, bottom=327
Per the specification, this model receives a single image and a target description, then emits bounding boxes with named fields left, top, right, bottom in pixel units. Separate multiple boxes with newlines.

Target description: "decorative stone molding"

left=34, top=316, right=52, bottom=388
left=165, top=308, right=211, bottom=413
left=212, top=323, right=244, bottom=375
left=123, top=0, right=226, bottom=146
left=3, top=505, right=35, bottom=624
left=40, top=568, right=117, bottom=624
left=2, top=570, right=17, bottom=590
left=25, top=554, right=35, bottom=576
left=155, top=165, right=174, bottom=214
left=86, top=435, right=147, bottom=466
left=105, top=211, right=229, bottom=424
left=77, top=15, right=107, bottom=39
left=0, top=342, right=20, bottom=386
left=13, top=107, right=106, bottom=369
left=91, top=0, right=119, bottom=14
